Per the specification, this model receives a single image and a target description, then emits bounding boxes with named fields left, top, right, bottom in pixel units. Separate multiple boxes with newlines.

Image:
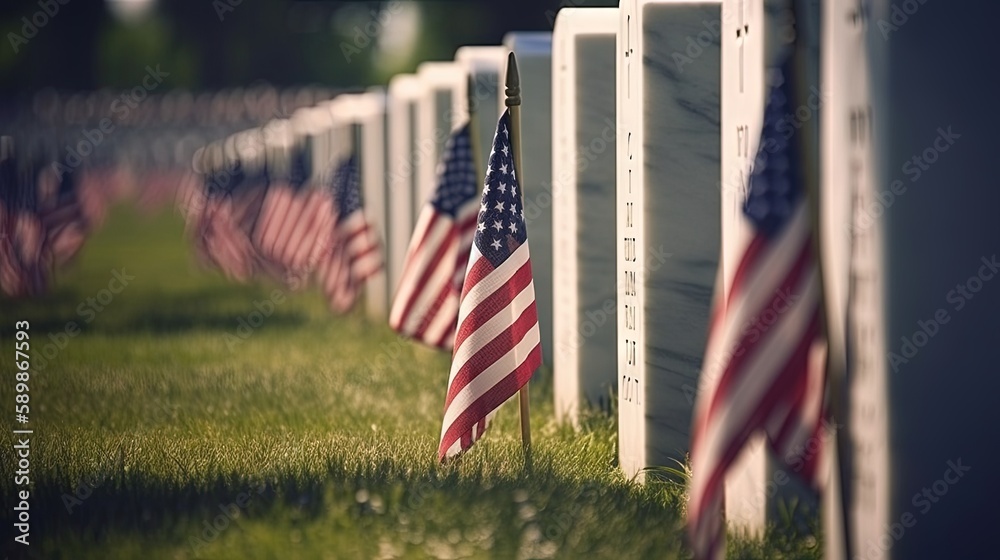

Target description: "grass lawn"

left=0, top=203, right=820, bottom=559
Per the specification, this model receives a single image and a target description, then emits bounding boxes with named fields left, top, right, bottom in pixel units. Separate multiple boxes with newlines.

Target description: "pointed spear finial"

left=504, top=52, right=521, bottom=107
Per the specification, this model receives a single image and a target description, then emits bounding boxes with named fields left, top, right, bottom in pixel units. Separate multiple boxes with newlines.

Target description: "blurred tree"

left=0, top=0, right=618, bottom=93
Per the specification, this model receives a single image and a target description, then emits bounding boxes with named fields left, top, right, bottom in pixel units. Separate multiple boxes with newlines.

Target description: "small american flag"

left=688, top=52, right=827, bottom=559
left=198, top=183, right=267, bottom=283
left=438, top=109, right=542, bottom=461
left=39, top=169, right=89, bottom=268
left=0, top=163, right=47, bottom=298
left=317, top=154, right=383, bottom=312
left=252, top=162, right=335, bottom=286
left=390, top=122, right=479, bottom=349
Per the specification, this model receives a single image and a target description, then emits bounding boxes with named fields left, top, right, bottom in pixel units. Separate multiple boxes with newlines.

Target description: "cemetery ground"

left=0, top=204, right=819, bottom=559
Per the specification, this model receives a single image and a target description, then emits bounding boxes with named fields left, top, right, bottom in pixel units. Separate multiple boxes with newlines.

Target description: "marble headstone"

left=416, top=62, right=467, bottom=209
left=386, top=75, right=424, bottom=297
left=718, top=0, right=820, bottom=537
left=552, top=7, right=619, bottom=425
left=354, top=91, right=390, bottom=320
left=821, top=0, right=885, bottom=556
left=502, top=31, right=555, bottom=368
left=616, top=0, right=721, bottom=480
left=454, top=46, right=506, bottom=177
left=718, top=0, right=769, bottom=535
left=826, top=2, right=1000, bottom=558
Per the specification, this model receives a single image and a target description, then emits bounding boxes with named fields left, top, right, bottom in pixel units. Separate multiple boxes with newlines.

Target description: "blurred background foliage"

left=0, top=0, right=618, bottom=92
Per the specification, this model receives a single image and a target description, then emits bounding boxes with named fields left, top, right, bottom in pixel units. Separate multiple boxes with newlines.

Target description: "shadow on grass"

left=0, top=284, right=309, bottom=337
left=0, top=452, right=686, bottom=559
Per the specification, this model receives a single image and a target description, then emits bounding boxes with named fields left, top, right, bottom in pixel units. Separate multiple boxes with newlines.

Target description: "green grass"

left=0, top=204, right=820, bottom=559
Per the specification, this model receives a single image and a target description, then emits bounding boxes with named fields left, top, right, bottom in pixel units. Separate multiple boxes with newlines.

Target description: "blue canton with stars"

left=475, top=110, right=527, bottom=267
left=330, top=154, right=362, bottom=216
left=744, top=52, right=805, bottom=238
left=430, top=123, right=477, bottom=217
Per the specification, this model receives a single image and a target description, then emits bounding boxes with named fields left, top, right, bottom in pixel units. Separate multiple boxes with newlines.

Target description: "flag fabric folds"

left=317, top=154, right=383, bottom=312
left=688, top=52, right=827, bottom=560
left=253, top=182, right=333, bottom=284
left=390, top=122, right=479, bottom=349
left=38, top=169, right=90, bottom=269
left=198, top=175, right=269, bottom=283
left=438, top=109, right=542, bottom=462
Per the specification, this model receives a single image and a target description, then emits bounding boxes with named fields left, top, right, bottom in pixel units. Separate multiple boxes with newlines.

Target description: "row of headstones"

left=300, top=1, right=996, bottom=557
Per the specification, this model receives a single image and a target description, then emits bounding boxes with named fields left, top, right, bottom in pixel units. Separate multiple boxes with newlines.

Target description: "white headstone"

left=717, top=0, right=823, bottom=537
left=353, top=91, right=390, bottom=320
left=552, top=7, right=619, bottom=425
left=718, top=0, right=769, bottom=536
left=386, top=75, right=425, bottom=297
left=416, top=62, right=467, bottom=210
left=454, top=46, right=506, bottom=175
left=502, top=31, right=555, bottom=368
left=822, top=1, right=885, bottom=557
left=616, top=0, right=722, bottom=480
left=825, top=2, right=1000, bottom=558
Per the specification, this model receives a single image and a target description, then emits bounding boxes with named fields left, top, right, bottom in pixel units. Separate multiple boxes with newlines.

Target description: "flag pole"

left=505, top=51, right=532, bottom=459
left=789, top=1, right=851, bottom=558
left=466, top=74, right=484, bottom=190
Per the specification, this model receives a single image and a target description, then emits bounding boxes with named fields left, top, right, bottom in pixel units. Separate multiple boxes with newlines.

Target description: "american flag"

left=316, top=154, right=383, bottom=312
left=438, top=109, right=542, bottom=461
left=39, top=168, right=89, bottom=268
left=197, top=177, right=268, bottom=283
left=251, top=163, right=335, bottom=286
left=390, top=122, right=479, bottom=349
left=688, top=53, right=827, bottom=559
left=0, top=163, right=47, bottom=298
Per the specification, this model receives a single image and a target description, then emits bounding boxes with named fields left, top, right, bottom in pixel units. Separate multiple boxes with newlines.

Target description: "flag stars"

left=498, top=182, right=507, bottom=194
left=508, top=222, right=517, bottom=234
left=480, top=201, right=488, bottom=213
left=499, top=163, right=508, bottom=175
left=501, top=144, right=509, bottom=157
left=477, top=222, right=485, bottom=232
left=492, top=220, right=502, bottom=232
left=491, top=238, right=502, bottom=251
left=494, top=201, right=505, bottom=213
left=483, top=183, right=490, bottom=195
